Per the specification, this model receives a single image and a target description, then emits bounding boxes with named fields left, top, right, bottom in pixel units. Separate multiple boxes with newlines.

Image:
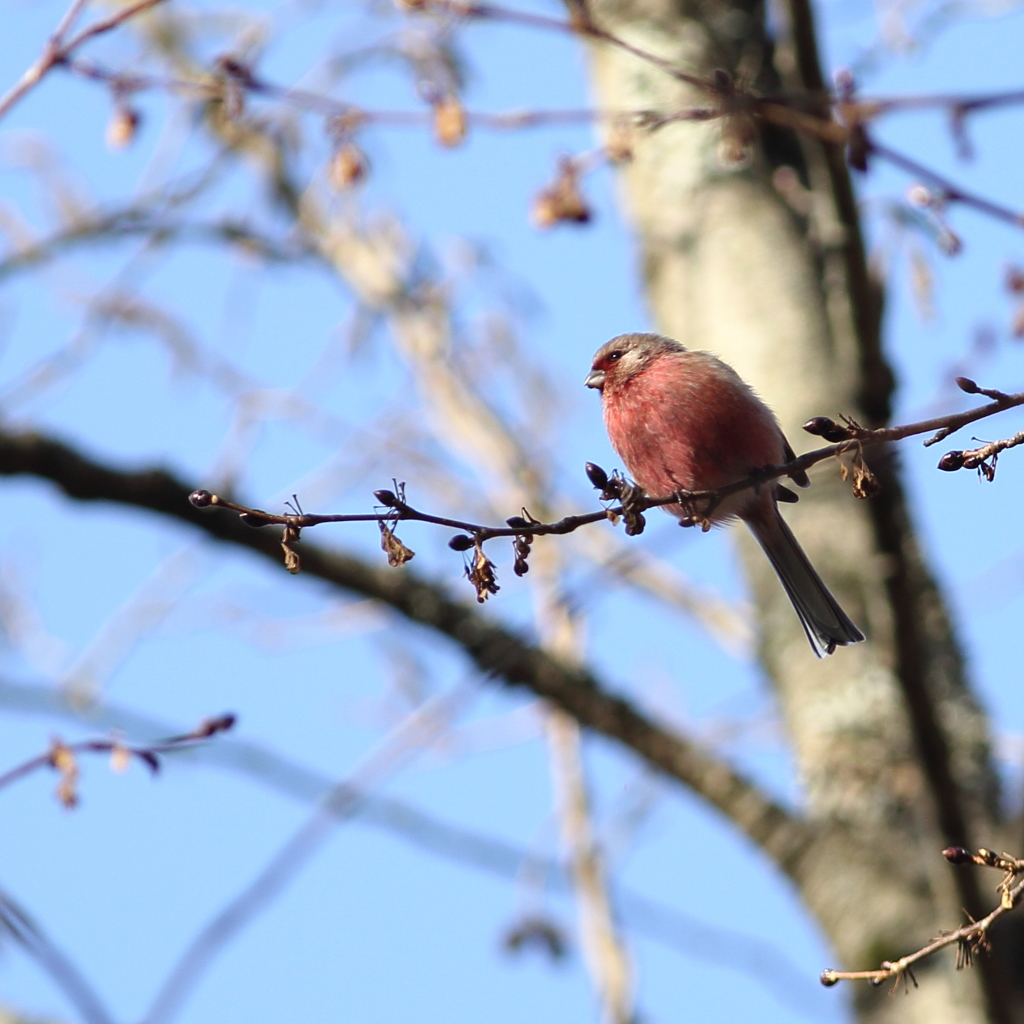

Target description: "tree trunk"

left=581, top=0, right=1010, bottom=1019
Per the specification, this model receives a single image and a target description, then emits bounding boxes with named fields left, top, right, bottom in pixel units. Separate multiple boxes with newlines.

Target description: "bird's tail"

left=746, top=508, right=864, bottom=657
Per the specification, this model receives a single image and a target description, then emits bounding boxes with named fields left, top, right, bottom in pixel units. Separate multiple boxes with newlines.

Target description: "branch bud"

left=239, top=512, right=268, bottom=527
left=802, top=417, right=851, bottom=442
left=937, top=451, right=966, bottom=472
left=448, top=534, right=474, bottom=551
left=189, top=489, right=214, bottom=508
left=942, top=846, right=974, bottom=864
left=585, top=462, right=609, bottom=490
left=374, top=489, right=399, bottom=507
left=955, top=376, right=980, bottom=394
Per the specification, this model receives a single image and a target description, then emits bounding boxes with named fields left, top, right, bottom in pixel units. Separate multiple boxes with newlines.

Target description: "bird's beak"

left=584, top=368, right=605, bottom=390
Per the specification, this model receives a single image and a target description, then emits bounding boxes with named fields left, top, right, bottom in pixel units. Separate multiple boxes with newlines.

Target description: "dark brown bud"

left=802, top=417, right=850, bottom=442
left=938, top=451, right=966, bottom=472
left=189, top=489, right=214, bottom=508
left=198, top=713, right=237, bottom=736
left=585, top=462, right=609, bottom=490
left=942, top=846, right=973, bottom=864
left=955, top=376, right=980, bottom=394
left=505, top=516, right=531, bottom=530
left=374, top=489, right=399, bottom=507
left=448, top=534, right=474, bottom=551
left=239, top=513, right=268, bottom=528
left=819, top=971, right=839, bottom=988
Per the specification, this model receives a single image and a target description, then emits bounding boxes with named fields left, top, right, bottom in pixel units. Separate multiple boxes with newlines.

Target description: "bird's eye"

left=607, top=351, right=623, bottom=362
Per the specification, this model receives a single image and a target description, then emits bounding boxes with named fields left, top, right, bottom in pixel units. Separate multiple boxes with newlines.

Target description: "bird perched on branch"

left=585, top=332, right=864, bottom=657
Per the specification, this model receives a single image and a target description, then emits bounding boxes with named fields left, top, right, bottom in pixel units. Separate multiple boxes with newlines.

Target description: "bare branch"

left=0, top=0, right=168, bottom=122
left=0, top=428, right=811, bottom=873
left=144, top=685, right=471, bottom=1024
left=0, top=676, right=825, bottom=1019
left=821, top=847, right=1024, bottom=990
left=0, top=714, right=236, bottom=805
left=180, top=381, right=1024, bottom=552
left=0, top=883, right=114, bottom=1024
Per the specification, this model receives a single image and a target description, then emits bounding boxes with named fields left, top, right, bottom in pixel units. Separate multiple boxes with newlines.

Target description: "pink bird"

left=585, top=332, right=864, bottom=656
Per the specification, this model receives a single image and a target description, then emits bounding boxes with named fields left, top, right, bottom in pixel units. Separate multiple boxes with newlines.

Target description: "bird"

left=585, top=332, right=864, bottom=657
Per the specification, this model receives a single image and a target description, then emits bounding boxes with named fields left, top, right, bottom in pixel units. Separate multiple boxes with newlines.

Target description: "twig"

left=0, top=882, right=115, bottom=1024
left=143, top=684, right=472, bottom=1024
left=869, top=141, right=1024, bottom=227
left=0, top=427, right=812, bottom=877
left=186, top=381, right=1024, bottom=547
left=0, top=714, right=236, bottom=806
left=0, top=0, right=167, bottom=121
left=0, top=677, right=823, bottom=1019
left=821, top=846, right=1024, bottom=989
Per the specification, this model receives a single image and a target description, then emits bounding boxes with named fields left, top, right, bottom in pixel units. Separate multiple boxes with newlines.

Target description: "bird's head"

left=584, top=333, right=686, bottom=392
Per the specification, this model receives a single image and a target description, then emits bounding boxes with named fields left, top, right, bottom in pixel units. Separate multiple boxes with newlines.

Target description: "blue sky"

left=2, top=0, right=1024, bottom=1022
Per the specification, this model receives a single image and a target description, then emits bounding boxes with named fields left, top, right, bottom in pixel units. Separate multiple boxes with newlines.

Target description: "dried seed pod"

left=50, top=740, right=79, bottom=809
left=106, top=106, right=140, bottom=150
left=282, top=524, right=302, bottom=574
left=850, top=453, right=880, bottom=499
left=467, top=546, right=499, bottom=602
left=531, top=160, right=591, bottom=229
left=433, top=95, right=467, bottom=148
left=379, top=522, right=415, bottom=567
left=328, top=143, right=368, bottom=189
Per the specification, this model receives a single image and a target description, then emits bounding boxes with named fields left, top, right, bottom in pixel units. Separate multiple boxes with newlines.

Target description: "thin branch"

left=0, top=883, right=114, bottom=1024
left=0, top=428, right=811, bottom=875
left=821, top=847, right=1024, bottom=990
left=0, top=0, right=167, bottom=121
left=869, top=140, right=1024, bottom=227
left=0, top=714, right=236, bottom=805
left=0, top=676, right=825, bottom=1019
left=143, top=685, right=471, bottom=1024
left=182, top=381, right=1024, bottom=547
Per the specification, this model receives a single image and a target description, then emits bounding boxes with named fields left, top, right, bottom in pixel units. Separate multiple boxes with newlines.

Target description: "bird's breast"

left=602, top=359, right=784, bottom=514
